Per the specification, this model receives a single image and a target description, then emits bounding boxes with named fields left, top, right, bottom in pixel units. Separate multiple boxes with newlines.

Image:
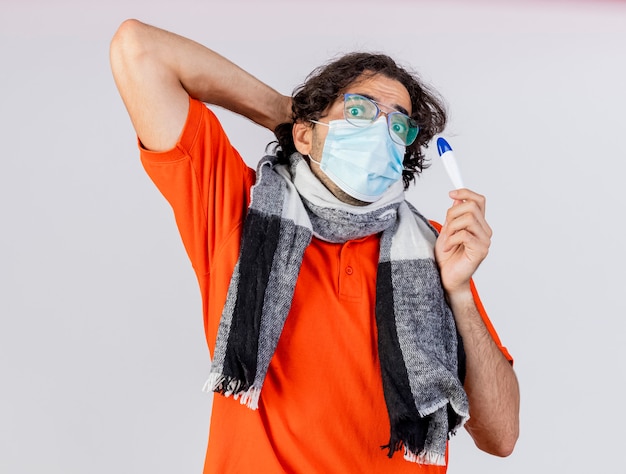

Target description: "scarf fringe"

left=383, top=440, right=446, bottom=466
left=202, top=373, right=261, bottom=410
left=404, top=447, right=446, bottom=466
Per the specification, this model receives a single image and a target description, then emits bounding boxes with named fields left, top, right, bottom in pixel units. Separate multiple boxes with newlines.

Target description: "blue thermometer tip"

left=437, top=137, right=452, bottom=156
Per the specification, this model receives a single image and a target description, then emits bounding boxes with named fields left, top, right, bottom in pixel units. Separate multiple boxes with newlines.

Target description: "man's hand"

left=435, top=188, right=492, bottom=295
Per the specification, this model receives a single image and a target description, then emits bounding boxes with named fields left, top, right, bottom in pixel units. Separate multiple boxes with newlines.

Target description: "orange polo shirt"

left=140, top=97, right=512, bottom=473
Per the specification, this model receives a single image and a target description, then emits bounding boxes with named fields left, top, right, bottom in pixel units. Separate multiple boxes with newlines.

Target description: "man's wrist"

left=444, top=283, right=473, bottom=307
left=270, top=95, right=293, bottom=131
left=444, top=285, right=479, bottom=331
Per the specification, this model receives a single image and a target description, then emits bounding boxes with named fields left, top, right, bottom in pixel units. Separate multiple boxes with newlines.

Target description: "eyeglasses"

left=343, top=93, right=419, bottom=146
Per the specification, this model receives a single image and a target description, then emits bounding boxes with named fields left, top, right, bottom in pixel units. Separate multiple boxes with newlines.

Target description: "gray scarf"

left=205, top=153, right=468, bottom=466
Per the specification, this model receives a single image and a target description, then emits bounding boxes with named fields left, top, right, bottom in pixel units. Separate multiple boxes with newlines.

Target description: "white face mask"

left=310, top=116, right=405, bottom=203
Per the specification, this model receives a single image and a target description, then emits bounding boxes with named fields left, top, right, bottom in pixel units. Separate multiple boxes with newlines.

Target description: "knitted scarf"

left=205, top=153, right=468, bottom=466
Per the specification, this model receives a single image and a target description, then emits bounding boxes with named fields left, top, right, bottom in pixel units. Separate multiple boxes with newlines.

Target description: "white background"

left=1, top=1, right=625, bottom=472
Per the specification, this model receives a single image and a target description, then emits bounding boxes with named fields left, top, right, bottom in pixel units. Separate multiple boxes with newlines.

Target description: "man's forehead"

left=340, top=73, right=412, bottom=114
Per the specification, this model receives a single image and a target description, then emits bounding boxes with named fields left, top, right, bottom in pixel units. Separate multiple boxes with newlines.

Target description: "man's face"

left=306, top=73, right=412, bottom=205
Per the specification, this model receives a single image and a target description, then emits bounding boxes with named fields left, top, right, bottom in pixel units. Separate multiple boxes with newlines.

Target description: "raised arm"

left=435, top=188, right=520, bottom=457
left=109, top=19, right=292, bottom=152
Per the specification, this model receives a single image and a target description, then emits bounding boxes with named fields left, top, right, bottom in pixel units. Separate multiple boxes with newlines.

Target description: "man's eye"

left=393, top=123, right=406, bottom=133
left=347, top=106, right=367, bottom=117
left=390, top=119, right=408, bottom=136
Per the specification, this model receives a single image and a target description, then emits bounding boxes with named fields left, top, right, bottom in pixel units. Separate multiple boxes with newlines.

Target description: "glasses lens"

left=343, top=94, right=379, bottom=127
left=388, top=113, right=419, bottom=146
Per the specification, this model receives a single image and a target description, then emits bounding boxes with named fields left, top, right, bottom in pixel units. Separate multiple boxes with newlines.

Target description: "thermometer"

left=436, top=137, right=464, bottom=190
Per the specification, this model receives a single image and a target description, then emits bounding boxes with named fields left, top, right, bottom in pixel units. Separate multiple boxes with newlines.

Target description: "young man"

left=110, top=19, right=519, bottom=473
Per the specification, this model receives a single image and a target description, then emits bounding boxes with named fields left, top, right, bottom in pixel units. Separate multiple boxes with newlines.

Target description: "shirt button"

left=345, top=266, right=353, bottom=275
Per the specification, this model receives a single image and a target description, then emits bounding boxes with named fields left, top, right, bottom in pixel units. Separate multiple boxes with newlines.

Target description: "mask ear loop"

left=309, top=119, right=329, bottom=127
left=305, top=120, right=327, bottom=166
left=306, top=153, right=322, bottom=166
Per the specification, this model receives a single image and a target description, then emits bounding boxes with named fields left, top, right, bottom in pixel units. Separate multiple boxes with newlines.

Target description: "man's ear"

left=293, top=121, right=313, bottom=155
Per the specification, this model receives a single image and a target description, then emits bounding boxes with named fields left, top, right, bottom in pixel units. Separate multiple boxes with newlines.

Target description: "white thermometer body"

left=436, top=137, right=464, bottom=190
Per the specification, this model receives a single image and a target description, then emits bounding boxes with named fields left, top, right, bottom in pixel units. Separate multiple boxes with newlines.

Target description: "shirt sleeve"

left=429, top=220, right=513, bottom=363
left=138, top=96, right=256, bottom=279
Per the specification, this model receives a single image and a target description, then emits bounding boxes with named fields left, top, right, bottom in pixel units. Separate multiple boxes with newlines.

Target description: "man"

left=110, top=19, right=519, bottom=473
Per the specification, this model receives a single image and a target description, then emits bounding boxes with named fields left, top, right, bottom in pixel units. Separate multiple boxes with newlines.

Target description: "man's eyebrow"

left=356, top=92, right=410, bottom=116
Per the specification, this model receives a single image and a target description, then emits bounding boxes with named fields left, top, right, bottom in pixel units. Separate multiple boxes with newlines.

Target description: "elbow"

left=110, top=19, right=149, bottom=74
left=111, top=19, right=139, bottom=55
left=475, top=426, right=519, bottom=458
left=467, top=415, right=519, bottom=458
left=488, top=437, right=517, bottom=458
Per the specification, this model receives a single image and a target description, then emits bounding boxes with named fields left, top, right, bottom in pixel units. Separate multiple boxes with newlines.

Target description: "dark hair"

left=272, top=52, right=447, bottom=189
